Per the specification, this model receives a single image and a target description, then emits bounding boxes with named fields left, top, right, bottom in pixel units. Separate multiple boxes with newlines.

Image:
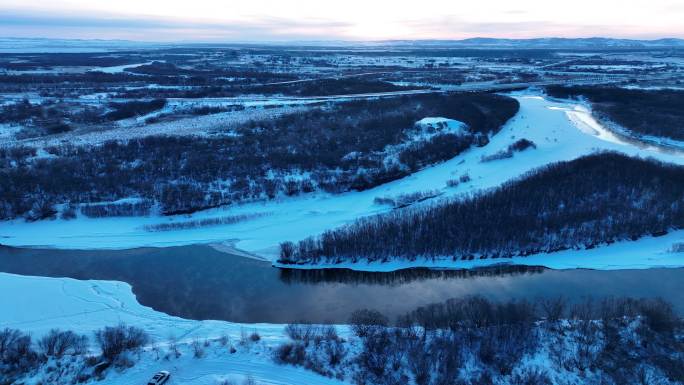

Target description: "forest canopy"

left=280, top=152, right=684, bottom=264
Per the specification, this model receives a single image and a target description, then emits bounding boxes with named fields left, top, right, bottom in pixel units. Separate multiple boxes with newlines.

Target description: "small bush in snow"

left=25, top=197, right=57, bottom=221
left=278, top=241, right=297, bottom=264
left=216, top=379, right=235, bottom=385
left=540, top=296, right=567, bottom=322
left=445, top=179, right=460, bottom=188
left=243, top=377, right=258, bottom=385
left=285, top=323, right=314, bottom=341
left=218, top=334, right=229, bottom=346
left=639, top=298, right=679, bottom=334
left=274, top=342, right=306, bottom=365
left=669, top=242, right=684, bottom=253
left=510, top=368, right=552, bottom=385
left=167, top=337, right=181, bottom=359
left=275, top=324, right=346, bottom=378
left=349, top=309, right=389, bottom=338
left=0, top=328, right=40, bottom=378
left=373, top=196, right=396, bottom=206
left=94, top=324, right=150, bottom=362
left=373, top=190, right=441, bottom=208
left=191, top=338, right=205, bottom=358
left=38, top=329, right=88, bottom=358
left=481, top=139, right=536, bottom=163
left=60, top=203, right=77, bottom=220
left=239, top=328, right=261, bottom=345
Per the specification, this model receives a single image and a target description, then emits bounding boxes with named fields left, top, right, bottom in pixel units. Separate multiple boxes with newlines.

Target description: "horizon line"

left=2, top=35, right=684, bottom=45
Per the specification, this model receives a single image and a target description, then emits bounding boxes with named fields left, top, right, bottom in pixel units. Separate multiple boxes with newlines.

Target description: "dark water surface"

left=1, top=245, right=683, bottom=323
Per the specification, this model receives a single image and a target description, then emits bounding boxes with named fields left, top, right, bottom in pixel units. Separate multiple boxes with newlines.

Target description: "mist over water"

left=1, top=245, right=683, bottom=323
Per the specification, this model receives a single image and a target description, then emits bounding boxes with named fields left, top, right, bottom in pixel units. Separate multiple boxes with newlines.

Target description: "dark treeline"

left=0, top=98, right=166, bottom=138
left=0, top=69, right=293, bottom=89
left=103, top=99, right=167, bottom=121
left=0, top=52, right=140, bottom=70
left=79, top=200, right=154, bottom=218
left=273, top=48, right=557, bottom=59
left=546, top=85, right=684, bottom=142
left=278, top=265, right=544, bottom=286
left=114, top=77, right=424, bottom=99
left=0, top=100, right=70, bottom=137
left=279, top=152, right=684, bottom=264
left=0, top=92, right=518, bottom=220
left=0, top=100, right=61, bottom=124
left=396, top=295, right=678, bottom=331
left=275, top=296, right=684, bottom=385
left=381, top=71, right=467, bottom=86
left=247, top=78, right=425, bottom=96
left=125, top=60, right=296, bottom=81
left=0, top=72, right=173, bottom=85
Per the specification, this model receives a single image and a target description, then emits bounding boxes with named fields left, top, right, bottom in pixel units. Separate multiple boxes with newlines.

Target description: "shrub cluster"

left=274, top=324, right=347, bottom=379
left=1, top=324, right=150, bottom=384
left=480, top=138, right=536, bottom=162
left=276, top=297, right=684, bottom=385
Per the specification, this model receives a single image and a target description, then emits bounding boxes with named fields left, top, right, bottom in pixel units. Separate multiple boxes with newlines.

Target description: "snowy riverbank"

left=0, top=272, right=348, bottom=385
left=2, top=91, right=683, bottom=271
left=274, top=230, right=684, bottom=272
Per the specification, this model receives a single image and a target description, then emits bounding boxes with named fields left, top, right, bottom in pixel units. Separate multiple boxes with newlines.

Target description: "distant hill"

left=0, top=37, right=159, bottom=53
left=1, top=36, right=683, bottom=52
left=377, top=37, right=684, bottom=49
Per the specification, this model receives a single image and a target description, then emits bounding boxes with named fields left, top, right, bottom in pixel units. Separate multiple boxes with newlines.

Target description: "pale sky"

left=1, top=0, right=683, bottom=42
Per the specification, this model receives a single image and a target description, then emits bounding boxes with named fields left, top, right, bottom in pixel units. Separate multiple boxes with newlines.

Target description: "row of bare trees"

left=280, top=152, right=684, bottom=264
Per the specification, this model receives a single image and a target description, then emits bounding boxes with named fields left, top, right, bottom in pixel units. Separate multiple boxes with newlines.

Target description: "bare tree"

left=540, top=296, right=567, bottom=322
left=349, top=309, right=389, bottom=338
left=38, top=329, right=88, bottom=357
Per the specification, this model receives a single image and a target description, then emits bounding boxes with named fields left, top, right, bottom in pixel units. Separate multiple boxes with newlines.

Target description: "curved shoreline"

left=3, top=93, right=684, bottom=258
left=270, top=230, right=684, bottom=272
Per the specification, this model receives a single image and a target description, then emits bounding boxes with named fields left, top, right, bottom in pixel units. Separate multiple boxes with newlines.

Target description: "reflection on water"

left=279, top=265, right=545, bottom=286
left=1, top=245, right=683, bottom=323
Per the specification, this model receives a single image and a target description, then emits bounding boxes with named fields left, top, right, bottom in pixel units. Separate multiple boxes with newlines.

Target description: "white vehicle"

left=147, top=371, right=170, bottom=385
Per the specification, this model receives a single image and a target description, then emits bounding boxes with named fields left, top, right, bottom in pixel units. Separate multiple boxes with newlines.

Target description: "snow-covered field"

left=0, top=272, right=347, bottom=385
left=3, top=104, right=310, bottom=148
left=89, top=61, right=157, bottom=74
left=1, top=90, right=439, bottom=148
left=2, top=91, right=683, bottom=270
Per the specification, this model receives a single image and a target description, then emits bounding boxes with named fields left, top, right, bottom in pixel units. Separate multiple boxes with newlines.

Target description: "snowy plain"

left=1, top=91, right=683, bottom=271
left=1, top=89, right=437, bottom=148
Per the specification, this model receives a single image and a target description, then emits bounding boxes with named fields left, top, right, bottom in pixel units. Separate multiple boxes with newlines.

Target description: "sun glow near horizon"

left=1, top=0, right=683, bottom=41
